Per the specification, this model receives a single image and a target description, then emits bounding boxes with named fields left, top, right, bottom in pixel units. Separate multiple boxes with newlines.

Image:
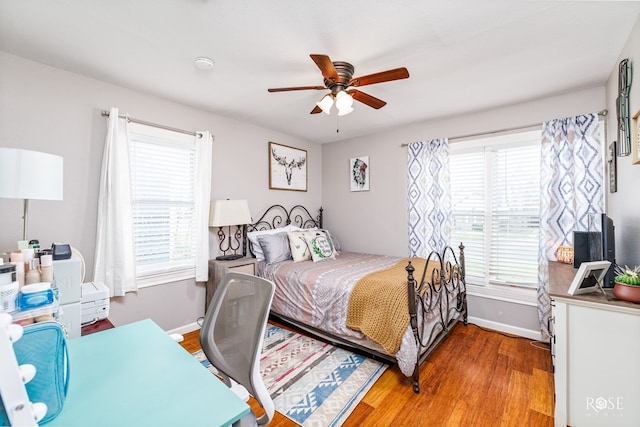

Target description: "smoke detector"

left=194, top=56, right=214, bottom=70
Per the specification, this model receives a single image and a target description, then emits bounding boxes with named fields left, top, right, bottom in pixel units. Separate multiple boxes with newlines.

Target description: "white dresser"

left=549, top=262, right=640, bottom=426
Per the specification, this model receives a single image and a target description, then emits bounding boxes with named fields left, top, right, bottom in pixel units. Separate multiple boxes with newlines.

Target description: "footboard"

left=405, top=243, right=467, bottom=393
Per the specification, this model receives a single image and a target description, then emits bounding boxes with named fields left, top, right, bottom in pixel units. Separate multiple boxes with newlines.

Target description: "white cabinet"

left=550, top=262, right=640, bottom=426
left=53, top=255, right=82, bottom=338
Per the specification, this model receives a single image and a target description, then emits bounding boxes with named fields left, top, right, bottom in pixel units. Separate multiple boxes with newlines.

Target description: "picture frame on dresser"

left=567, top=260, right=611, bottom=295
left=269, top=141, right=307, bottom=191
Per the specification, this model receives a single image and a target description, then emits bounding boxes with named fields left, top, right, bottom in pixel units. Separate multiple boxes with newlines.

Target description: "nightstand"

left=206, top=257, right=258, bottom=312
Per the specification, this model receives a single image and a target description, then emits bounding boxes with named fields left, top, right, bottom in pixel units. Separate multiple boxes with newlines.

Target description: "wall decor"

left=269, top=141, right=307, bottom=191
left=350, top=156, right=370, bottom=191
left=608, top=142, right=617, bottom=193
left=616, top=58, right=632, bottom=157
left=632, top=109, right=640, bottom=165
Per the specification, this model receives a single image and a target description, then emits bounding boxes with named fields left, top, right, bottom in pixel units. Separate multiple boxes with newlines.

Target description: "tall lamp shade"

left=209, top=199, right=252, bottom=227
left=0, top=148, right=64, bottom=240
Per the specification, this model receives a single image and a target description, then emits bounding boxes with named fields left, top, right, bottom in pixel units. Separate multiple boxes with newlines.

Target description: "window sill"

left=466, top=282, right=538, bottom=306
left=136, top=268, right=195, bottom=288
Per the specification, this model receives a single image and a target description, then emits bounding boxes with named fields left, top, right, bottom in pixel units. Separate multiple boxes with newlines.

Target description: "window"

left=128, top=123, right=197, bottom=286
left=450, top=130, right=541, bottom=292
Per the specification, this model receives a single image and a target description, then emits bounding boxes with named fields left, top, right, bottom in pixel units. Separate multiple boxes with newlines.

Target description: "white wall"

left=0, top=52, right=322, bottom=331
left=606, top=16, right=640, bottom=268
left=322, top=86, right=606, bottom=338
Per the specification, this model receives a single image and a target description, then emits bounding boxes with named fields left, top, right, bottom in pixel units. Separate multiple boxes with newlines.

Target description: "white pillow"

left=320, top=229, right=341, bottom=252
left=287, top=230, right=314, bottom=262
left=304, top=231, right=336, bottom=262
left=247, top=225, right=301, bottom=261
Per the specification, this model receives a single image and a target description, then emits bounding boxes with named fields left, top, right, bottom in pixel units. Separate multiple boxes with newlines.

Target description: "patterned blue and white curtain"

left=538, top=113, right=604, bottom=339
left=407, top=139, right=451, bottom=257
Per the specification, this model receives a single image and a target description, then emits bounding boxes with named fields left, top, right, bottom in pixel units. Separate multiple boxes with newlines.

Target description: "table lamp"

left=209, top=199, right=252, bottom=260
left=0, top=148, right=64, bottom=242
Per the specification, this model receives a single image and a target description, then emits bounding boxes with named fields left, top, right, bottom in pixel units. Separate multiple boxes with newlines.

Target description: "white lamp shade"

left=337, top=106, right=354, bottom=116
left=335, top=90, right=354, bottom=110
left=316, top=94, right=334, bottom=114
left=209, top=199, right=252, bottom=227
left=0, top=148, right=63, bottom=200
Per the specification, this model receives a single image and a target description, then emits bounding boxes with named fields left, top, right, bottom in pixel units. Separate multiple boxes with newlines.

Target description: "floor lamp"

left=0, top=148, right=64, bottom=243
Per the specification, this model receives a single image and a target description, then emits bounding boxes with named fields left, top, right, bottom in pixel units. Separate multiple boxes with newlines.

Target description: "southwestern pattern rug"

left=193, top=323, right=387, bottom=426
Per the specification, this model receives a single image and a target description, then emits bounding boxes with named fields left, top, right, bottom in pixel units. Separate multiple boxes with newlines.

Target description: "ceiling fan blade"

left=310, top=54, right=339, bottom=81
left=268, top=85, right=326, bottom=92
left=310, top=105, right=322, bottom=114
left=349, top=89, right=387, bottom=109
left=349, top=67, right=409, bottom=87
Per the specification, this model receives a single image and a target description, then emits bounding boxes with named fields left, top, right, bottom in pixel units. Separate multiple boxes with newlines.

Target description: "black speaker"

left=572, top=231, right=602, bottom=268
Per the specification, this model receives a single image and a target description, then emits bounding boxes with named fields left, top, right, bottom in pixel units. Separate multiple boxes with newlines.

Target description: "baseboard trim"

left=167, top=321, right=200, bottom=336
left=467, top=316, right=542, bottom=341
left=168, top=318, right=542, bottom=344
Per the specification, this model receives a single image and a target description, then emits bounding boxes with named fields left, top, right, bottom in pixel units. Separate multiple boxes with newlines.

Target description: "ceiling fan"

left=268, top=54, right=409, bottom=115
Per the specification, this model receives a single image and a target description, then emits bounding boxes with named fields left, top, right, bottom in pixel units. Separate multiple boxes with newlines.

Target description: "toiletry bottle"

left=10, top=252, right=25, bottom=288
left=25, top=258, right=41, bottom=285
left=40, top=254, right=54, bottom=284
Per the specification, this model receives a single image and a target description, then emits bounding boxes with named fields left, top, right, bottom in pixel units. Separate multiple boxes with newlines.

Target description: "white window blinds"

left=489, top=144, right=540, bottom=286
left=128, top=123, right=197, bottom=278
left=450, top=131, right=541, bottom=288
left=450, top=151, right=485, bottom=284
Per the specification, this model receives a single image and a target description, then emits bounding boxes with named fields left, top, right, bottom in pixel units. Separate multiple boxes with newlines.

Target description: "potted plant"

left=613, top=265, right=640, bottom=303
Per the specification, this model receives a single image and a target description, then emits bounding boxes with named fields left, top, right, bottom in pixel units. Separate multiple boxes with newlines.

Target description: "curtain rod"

left=400, top=109, right=608, bottom=147
left=101, top=110, right=205, bottom=138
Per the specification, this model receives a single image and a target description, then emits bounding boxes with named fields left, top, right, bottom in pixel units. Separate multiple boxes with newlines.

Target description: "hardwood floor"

left=180, top=321, right=554, bottom=426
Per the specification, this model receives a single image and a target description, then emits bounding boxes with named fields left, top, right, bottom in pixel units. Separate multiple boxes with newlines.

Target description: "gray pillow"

left=257, top=232, right=292, bottom=264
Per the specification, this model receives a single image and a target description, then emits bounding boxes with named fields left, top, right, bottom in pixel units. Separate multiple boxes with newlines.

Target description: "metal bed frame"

left=247, top=204, right=467, bottom=393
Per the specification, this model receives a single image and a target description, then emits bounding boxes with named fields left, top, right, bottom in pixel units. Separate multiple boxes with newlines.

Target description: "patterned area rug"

left=193, top=323, right=387, bottom=426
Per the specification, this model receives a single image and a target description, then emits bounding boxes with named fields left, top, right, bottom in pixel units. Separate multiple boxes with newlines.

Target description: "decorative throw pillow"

left=304, top=231, right=336, bottom=262
left=320, top=229, right=341, bottom=252
left=287, top=230, right=314, bottom=262
left=257, top=232, right=292, bottom=265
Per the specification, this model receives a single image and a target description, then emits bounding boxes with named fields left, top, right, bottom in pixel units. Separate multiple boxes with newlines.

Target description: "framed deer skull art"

left=269, top=141, right=307, bottom=191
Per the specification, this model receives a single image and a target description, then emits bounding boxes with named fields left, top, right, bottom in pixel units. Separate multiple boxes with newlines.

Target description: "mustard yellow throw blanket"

left=346, top=257, right=437, bottom=354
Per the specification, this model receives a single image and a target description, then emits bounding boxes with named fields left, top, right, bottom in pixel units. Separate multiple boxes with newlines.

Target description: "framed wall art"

left=632, top=109, right=640, bottom=165
left=350, top=156, right=370, bottom=191
left=269, top=141, right=307, bottom=191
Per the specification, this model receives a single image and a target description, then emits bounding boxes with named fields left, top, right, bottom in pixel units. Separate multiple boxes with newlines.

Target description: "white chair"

left=0, top=313, right=47, bottom=426
left=199, top=272, right=275, bottom=426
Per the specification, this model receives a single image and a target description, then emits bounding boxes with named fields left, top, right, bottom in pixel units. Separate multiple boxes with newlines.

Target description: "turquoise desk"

left=47, top=319, right=250, bottom=427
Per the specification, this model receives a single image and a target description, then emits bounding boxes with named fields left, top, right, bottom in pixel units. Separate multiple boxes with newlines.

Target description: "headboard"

left=247, top=205, right=323, bottom=233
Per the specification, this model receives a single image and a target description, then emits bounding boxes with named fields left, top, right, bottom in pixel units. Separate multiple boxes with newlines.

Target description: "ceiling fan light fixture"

left=268, top=54, right=409, bottom=117
left=337, top=106, right=354, bottom=116
left=335, top=90, right=353, bottom=110
left=316, top=94, right=334, bottom=114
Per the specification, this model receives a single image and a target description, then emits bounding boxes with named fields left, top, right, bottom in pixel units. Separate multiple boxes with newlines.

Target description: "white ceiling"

left=1, top=1, right=639, bottom=144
